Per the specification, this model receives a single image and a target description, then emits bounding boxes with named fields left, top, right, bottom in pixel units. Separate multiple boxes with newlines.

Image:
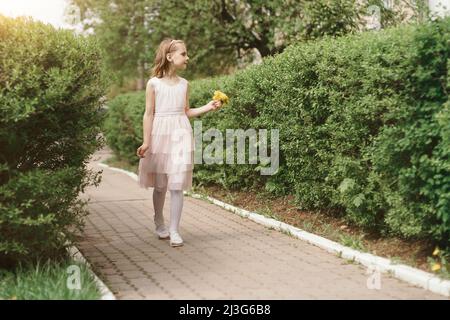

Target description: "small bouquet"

left=212, top=90, right=229, bottom=105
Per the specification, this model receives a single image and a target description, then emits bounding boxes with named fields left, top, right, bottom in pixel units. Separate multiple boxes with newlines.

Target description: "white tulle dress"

left=138, top=76, right=195, bottom=191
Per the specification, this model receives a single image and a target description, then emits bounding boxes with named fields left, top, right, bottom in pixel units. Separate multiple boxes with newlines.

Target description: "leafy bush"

left=0, top=16, right=107, bottom=267
left=103, top=93, right=144, bottom=164
left=367, top=20, right=450, bottom=243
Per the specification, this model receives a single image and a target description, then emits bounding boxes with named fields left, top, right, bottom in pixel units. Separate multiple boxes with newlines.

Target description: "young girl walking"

left=136, top=39, right=222, bottom=247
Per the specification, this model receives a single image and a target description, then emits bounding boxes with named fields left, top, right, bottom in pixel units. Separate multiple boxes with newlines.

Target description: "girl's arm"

left=184, top=82, right=220, bottom=118
left=142, top=80, right=156, bottom=145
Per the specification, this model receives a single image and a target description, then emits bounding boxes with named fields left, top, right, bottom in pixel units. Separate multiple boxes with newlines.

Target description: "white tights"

left=152, top=175, right=184, bottom=234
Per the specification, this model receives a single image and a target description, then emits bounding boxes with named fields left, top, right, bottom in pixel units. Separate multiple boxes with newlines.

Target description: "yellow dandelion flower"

left=213, top=90, right=229, bottom=105
left=432, top=247, right=440, bottom=256
left=431, top=263, right=441, bottom=272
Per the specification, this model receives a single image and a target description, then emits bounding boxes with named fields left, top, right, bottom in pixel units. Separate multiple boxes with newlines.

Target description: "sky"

left=430, top=0, right=450, bottom=17
left=0, top=0, right=83, bottom=32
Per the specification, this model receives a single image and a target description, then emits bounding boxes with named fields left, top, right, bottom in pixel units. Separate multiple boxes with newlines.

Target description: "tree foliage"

left=67, top=0, right=425, bottom=86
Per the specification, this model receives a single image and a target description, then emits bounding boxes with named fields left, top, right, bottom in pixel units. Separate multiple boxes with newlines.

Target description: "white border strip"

left=67, top=246, right=116, bottom=300
left=97, top=162, right=450, bottom=297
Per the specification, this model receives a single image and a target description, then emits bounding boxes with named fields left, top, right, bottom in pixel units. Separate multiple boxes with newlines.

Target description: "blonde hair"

left=151, top=38, right=185, bottom=78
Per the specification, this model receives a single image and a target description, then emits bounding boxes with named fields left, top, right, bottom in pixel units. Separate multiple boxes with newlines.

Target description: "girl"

left=136, top=39, right=222, bottom=247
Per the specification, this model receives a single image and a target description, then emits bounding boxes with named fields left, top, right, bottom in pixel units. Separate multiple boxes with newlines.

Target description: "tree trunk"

left=136, top=61, right=145, bottom=90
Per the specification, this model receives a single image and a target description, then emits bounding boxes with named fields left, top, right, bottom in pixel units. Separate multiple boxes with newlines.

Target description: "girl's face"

left=167, top=43, right=189, bottom=70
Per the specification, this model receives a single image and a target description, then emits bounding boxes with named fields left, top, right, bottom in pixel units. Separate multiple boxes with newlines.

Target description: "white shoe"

left=169, top=232, right=183, bottom=247
left=156, top=225, right=170, bottom=240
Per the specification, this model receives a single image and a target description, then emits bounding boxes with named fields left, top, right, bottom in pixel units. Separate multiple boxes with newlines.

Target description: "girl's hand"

left=136, top=143, right=149, bottom=158
left=208, top=100, right=222, bottom=111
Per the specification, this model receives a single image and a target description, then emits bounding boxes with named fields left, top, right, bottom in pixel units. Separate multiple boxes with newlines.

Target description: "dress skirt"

left=138, top=111, right=195, bottom=191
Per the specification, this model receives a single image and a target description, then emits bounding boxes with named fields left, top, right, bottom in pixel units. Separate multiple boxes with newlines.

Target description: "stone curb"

left=67, top=246, right=116, bottom=300
left=97, top=162, right=450, bottom=298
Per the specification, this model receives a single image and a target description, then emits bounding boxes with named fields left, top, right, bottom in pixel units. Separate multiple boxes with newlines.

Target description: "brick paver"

left=77, top=147, right=447, bottom=300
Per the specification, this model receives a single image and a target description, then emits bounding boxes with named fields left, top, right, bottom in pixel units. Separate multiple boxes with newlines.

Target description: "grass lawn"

left=0, top=257, right=101, bottom=300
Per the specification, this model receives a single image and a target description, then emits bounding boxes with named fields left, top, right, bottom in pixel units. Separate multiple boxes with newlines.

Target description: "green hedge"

left=103, top=93, right=145, bottom=163
left=104, top=17, right=450, bottom=246
left=0, top=16, right=107, bottom=267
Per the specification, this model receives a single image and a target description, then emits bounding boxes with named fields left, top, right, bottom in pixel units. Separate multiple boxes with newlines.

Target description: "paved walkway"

left=77, top=147, right=445, bottom=299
